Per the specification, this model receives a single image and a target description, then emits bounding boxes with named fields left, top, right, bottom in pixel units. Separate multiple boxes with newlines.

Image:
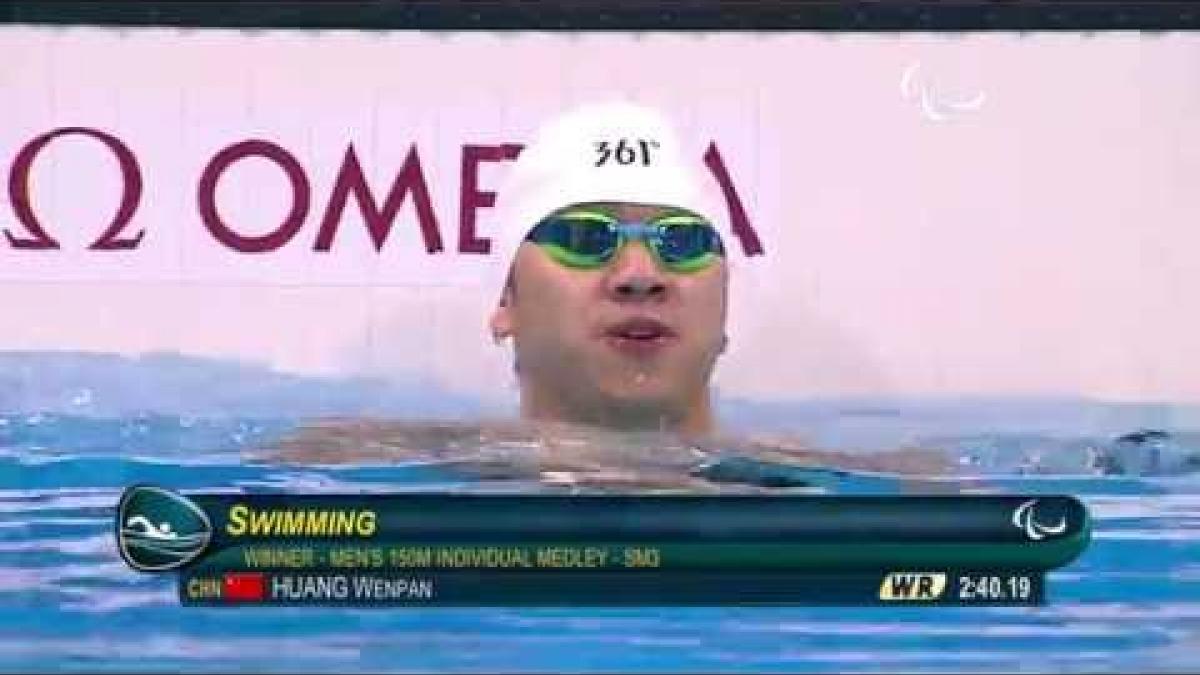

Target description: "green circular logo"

left=116, top=485, right=213, bottom=572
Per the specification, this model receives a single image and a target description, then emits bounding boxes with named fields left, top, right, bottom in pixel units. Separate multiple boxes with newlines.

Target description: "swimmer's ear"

left=489, top=289, right=515, bottom=344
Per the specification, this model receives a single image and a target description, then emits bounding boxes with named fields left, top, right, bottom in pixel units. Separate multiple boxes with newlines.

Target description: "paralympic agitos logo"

left=2, top=127, right=765, bottom=258
left=1011, top=499, right=1069, bottom=541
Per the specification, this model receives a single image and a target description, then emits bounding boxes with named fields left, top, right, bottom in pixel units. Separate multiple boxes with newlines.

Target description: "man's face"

left=490, top=202, right=728, bottom=430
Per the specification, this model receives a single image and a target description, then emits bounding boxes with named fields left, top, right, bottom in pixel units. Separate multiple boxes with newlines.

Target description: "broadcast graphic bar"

left=116, top=487, right=1089, bottom=606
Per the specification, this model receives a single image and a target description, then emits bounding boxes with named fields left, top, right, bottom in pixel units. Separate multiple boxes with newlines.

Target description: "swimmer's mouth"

left=604, top=318, right=677, bottom=350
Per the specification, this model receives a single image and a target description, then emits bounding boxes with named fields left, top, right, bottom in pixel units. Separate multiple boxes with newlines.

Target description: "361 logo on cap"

left=594, top=138, right=660, bottom=167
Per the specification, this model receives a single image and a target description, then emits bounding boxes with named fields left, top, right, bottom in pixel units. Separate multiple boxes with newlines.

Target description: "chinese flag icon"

left=223, top=572, right=266, bottom=602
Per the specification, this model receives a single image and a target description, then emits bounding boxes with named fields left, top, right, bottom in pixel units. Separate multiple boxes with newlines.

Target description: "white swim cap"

left=484, top=101, right=732, bottom=304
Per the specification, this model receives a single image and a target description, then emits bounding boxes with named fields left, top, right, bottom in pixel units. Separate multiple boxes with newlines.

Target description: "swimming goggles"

left=523, top=208, right=725, bottom=273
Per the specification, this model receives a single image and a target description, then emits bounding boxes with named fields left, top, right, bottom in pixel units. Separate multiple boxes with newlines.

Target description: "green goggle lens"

left=525, top=211, right=724, bottom=272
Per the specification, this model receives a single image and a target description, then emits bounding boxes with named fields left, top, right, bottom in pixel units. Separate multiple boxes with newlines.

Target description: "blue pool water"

left=2, top=414, right=1198, bottom=672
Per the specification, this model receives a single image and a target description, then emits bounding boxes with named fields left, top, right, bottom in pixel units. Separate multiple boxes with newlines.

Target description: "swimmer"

left=262, top=103, right=957, bottom=491
left=485, top=102, right=730, bottom=436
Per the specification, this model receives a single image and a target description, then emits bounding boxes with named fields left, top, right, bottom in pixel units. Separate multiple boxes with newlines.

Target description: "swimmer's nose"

left=605, top=242, right=669, bottom=302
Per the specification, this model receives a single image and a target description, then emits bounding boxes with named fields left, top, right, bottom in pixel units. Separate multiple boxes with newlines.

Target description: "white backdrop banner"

left=3, top=28, right=1198, bottom=403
